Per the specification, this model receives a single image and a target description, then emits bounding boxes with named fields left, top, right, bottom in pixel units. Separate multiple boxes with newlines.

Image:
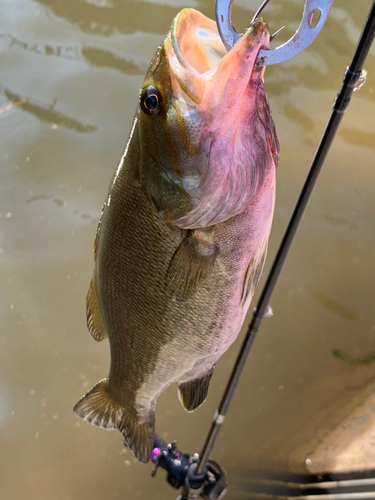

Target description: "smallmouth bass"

left=74, top=8, right=279, bottom=463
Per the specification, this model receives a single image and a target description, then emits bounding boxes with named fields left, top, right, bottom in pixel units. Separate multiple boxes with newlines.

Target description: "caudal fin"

left=73, top=379, right=154, bottom=463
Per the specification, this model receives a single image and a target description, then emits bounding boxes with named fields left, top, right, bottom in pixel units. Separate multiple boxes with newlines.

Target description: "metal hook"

left=215, top=0, right=335, bottom=66
left=353, top=68, right=367, bottom=91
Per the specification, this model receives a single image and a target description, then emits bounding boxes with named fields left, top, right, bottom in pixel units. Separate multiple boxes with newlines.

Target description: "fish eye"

left=140, top=86, right=163, bottom=116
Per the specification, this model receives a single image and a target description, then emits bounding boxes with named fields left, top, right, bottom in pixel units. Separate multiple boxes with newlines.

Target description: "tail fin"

left=73, top=379, right=154, bottom=463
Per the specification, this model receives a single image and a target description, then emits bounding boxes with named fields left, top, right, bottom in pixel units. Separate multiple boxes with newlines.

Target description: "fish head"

left=137, top=8, right=279, bottom=227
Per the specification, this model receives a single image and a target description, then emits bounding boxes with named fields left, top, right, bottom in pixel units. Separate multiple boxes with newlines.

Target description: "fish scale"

left=74, top=8, right=279, bottom=464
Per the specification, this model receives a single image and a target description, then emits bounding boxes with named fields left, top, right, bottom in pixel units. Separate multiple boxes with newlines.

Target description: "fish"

left=73, top=8, right=279, bottom=464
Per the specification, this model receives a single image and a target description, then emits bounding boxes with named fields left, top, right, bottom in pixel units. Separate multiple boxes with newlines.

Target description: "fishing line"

left=150, top=1, right=375, bottom=499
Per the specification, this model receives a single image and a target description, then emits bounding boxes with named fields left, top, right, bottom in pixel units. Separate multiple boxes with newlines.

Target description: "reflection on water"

left=283, top=104, right=315, bottom=132
left=37, top=0, right=188, bottom=35
left=4, top=90, right=97, bottom=132
left=309, top=288, right=361, bottom=321
left=1, top=0, right=375, bottom=499
left=0, top=33, right=81, bottom=62
left=0, top=98, right=26, bottom=116
left=27, top=195, right=65, bottom=207
left=333, top=348, right=375, bottom=366
left=81, top=47, right=145, bottom=74
left=339, top=127, right=375, bottom=149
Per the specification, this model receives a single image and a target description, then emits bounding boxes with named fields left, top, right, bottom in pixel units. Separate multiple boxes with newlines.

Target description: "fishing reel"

left=150, top=434, right=228, bottom=500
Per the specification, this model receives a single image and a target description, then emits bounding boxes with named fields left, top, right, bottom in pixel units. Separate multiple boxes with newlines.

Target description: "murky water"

left=1, top=0, right=375, bottom=498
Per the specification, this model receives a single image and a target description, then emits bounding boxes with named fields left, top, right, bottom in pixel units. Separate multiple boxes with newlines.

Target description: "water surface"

left=1, top=0, right=375, bottom=498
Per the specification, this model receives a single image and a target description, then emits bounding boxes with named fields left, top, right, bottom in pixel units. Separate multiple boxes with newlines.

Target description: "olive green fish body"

left=74, top=8, right=279, bottom=464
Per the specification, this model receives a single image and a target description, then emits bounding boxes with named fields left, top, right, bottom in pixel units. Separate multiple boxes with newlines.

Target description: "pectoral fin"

left=166, top=230, right=218, bottom=300
left=241, top=240, right=268, bottom=307
left=178, top=366, right=215, bottom=412
left=256, top=88, right=280, bottom=168
left=86, top=274, right=108, bottom=342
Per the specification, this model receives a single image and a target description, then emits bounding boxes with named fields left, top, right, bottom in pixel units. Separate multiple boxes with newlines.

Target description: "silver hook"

left=215, top=0, right=335, bottom=66
left=353, top=69, right=367, bottom=91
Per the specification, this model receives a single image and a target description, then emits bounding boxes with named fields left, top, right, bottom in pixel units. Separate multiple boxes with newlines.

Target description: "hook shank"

left=215, top=0, right=335, bottom=66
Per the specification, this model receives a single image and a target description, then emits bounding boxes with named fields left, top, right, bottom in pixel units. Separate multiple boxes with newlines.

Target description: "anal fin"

left=166, top=229, right=218, bottom=301
left=178, top=366, right=215, bottom=412
left=86, top=274, right=108, bottom=342
left=73, top=379, right=155, bottom=463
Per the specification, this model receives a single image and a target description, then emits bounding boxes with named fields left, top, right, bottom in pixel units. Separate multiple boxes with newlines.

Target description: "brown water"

left=1, top=0, right=375, bottom=498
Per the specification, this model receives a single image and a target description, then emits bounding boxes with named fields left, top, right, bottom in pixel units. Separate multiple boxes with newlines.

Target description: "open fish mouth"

left=136, top=8, right=277, bottom=228
left=170, top=9, right=227, bottom=74
left=165, top=9, right=270, bottom=104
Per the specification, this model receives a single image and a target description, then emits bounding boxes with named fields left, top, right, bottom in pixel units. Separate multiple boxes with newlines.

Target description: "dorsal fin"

left=93, top=202, right=106, bottom=259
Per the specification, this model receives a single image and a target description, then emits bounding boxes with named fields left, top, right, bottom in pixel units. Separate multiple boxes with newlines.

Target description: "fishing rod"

left=149, top=1, right=375, bottom=498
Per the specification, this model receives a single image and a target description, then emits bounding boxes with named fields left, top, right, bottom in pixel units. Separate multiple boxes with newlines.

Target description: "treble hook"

left=215, top=0, right=335, bottom=66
